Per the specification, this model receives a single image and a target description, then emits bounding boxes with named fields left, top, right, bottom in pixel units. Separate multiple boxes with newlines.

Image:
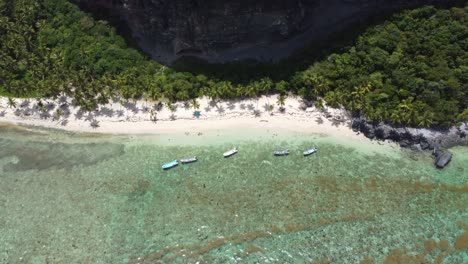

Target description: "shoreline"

left=1, top=94, right=465, bottom=147
left=1, top=95, right=467, bottom=168
left=0, top=95, right=370, bottom=141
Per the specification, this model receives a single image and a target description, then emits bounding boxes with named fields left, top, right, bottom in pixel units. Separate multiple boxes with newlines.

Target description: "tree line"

left=0, top=0, right=467, bottom=126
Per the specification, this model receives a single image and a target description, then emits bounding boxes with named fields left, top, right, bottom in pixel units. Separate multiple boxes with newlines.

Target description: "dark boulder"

left=435, top=151, right=452, bottom=169
left=420, top=138, right=431, bottom=150
left=374, top=124, right=392, bottom=139
left=365, top=130, right=375, bottom=139
left=410, top=144, right=422, bottom=152
left=360, top=123, right=375, bottom=139
left=351, top=119, right=362, bottom=132
left=400, top=131, right=417, bottom=142
left=399, top=140, right=412, bottom=148
left=388, top=130, right=401, bottom=141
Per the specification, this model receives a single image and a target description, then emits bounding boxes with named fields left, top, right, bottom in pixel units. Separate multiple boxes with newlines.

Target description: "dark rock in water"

left=359, top=122, right=375, bottom=139
left=388, top=129, right=401, bottom=141
left=71, top=0, right=464, bottom=64
left=420, top=138, right=431, bottom=150
left=410, top=144, right=422, bottom=152
left=399, top=140, right=411, bottom=148
left=375, top=124, right=392, bottom=139
left=366, top=130, right=375, bottom=139
left=350, top=119, right=466, bottom=169
left=435, top=151, right=452, bottom=169
left=351, top=119, right=361, bottom=132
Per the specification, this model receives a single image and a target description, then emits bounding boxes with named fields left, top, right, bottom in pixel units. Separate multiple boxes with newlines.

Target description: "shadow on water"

left=0, top=125, right=125, bottom=172
left=0, top=138, right=125, bottom=172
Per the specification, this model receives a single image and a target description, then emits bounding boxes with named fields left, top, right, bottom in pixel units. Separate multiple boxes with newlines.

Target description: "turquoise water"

left=0, top=125, right=467, bottom=263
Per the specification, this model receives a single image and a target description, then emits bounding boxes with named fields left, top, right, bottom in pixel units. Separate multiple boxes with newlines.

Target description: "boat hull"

left=273, top=150, right=289, bottom=156
left=223, top=148, right=238, bottom=158
left=303, top=148, right=317, bottom=156
left=181, top=157, right=197, bottom=164
left=162, top=160, right=179, bottom=170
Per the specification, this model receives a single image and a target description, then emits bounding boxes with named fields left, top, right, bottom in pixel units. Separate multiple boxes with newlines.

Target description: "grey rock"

left=399, top=140, right=411, bottom=148
left=366, top=130, right=375, bottom=139
left=435, top=151, right=452, bottom=169
left=420, top=138, right=431, bottom=150
left=351, top=119, right=362, bottom=132
left=350, top=118, right=466, bottom=169
left=410, top=144, right=422, bottom=152
left=374, top=125, right=392, bottom=139
left=299, top=102, right=309, bottom=111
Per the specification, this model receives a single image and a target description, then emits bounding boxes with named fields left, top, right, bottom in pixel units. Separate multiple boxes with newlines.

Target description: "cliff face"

left=72, top=0, right=462, bottom=64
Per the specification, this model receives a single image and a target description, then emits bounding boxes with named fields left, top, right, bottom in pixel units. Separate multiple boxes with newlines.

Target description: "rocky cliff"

left=72, top=0, right=463, bottom=64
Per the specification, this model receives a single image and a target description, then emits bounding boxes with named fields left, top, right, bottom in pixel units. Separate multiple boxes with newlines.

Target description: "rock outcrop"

left=72, top=0, right=463, bottom=64
left=352, top=118, right=468, bottom=168
left=434, top=149, right=453, bottom=169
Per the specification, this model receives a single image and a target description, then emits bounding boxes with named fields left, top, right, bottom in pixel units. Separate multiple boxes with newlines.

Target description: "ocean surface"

left=0, top=124, right=467, bottom=263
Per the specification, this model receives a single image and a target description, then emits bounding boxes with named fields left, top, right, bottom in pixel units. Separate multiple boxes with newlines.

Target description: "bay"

left=0, top=125, right=467, bottom=263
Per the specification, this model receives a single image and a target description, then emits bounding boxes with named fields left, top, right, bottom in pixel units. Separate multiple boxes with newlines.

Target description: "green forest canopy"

left=0, top=0, right=467, bottom=127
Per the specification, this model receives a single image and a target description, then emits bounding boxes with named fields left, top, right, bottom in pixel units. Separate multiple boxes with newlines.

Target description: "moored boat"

left=273, top=150, right=289, bottom=156
left=223, top=147, right=238, bottom=158
left=180, top=156, right=198, bottom=164
left=162, top=160, right=178, bottom=170
left=303, top=147, right=317, bottom=156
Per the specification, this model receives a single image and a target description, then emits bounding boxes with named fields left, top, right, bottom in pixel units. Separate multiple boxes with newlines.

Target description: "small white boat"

left=180, top=156, right=198, bottom=164
left=273, top=150, right=289, bottom=156
left=162, top=160, right=178, bottom=170
left=303, top=147, right=317, bottom=156
left=223, top=147, right=238, bottom=158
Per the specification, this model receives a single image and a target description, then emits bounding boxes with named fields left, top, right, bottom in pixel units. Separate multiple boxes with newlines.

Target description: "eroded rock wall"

left=72, top=0, right=463, bottom=63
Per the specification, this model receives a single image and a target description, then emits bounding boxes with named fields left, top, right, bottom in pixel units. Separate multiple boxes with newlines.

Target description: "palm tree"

left=97, top=90, right=110, bottom=106
left=390, top=111, right=403, bottom=124
left=311, top=75, right=331, bottom=96
left=314, top=99, right=325, bottom=110
left=275, top=80, right=288, bottom=95
left=277, top=94, right=286, bottom=113
left=54, top=108, right=64, bottom=121
left=267, top=104, right=274, bottom=115
left=7, top=97, right=16, bottom=108
left=35, top=98, right=46, bottom=113
left=458, top=108, right=468, bottom=123
left=352, top=83, right=372, bottom=98
left=418, top=111, right=434, bottom=127
left=245, top=83, right=260, bottom=113
left=209, top=86, right=222, bottom=105
left=191, top=99, right=200, bottom=110
left=244, top=84, right=257, bottom=99
left=166, top=101, right=175, bottom=112
left=397, top=97, right=415, bottom=124
left=148, top=85, right=161, bottom=103
left=149, top=109, right=157, bottom=122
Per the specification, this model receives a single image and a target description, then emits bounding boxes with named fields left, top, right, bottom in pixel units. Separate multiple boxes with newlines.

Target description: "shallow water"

left=0, top=125, right=467, bottom=263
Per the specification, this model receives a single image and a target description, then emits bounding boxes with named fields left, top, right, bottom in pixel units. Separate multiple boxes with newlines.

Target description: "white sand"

left=0, top=95, right=375, bottom=142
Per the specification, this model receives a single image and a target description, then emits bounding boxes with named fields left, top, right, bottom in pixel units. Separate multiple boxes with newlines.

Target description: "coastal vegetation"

left=0, top=0, right=467, bottom=126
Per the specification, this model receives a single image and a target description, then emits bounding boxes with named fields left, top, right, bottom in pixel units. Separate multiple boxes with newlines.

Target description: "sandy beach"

left=0, top=95, right=375, bottom=142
